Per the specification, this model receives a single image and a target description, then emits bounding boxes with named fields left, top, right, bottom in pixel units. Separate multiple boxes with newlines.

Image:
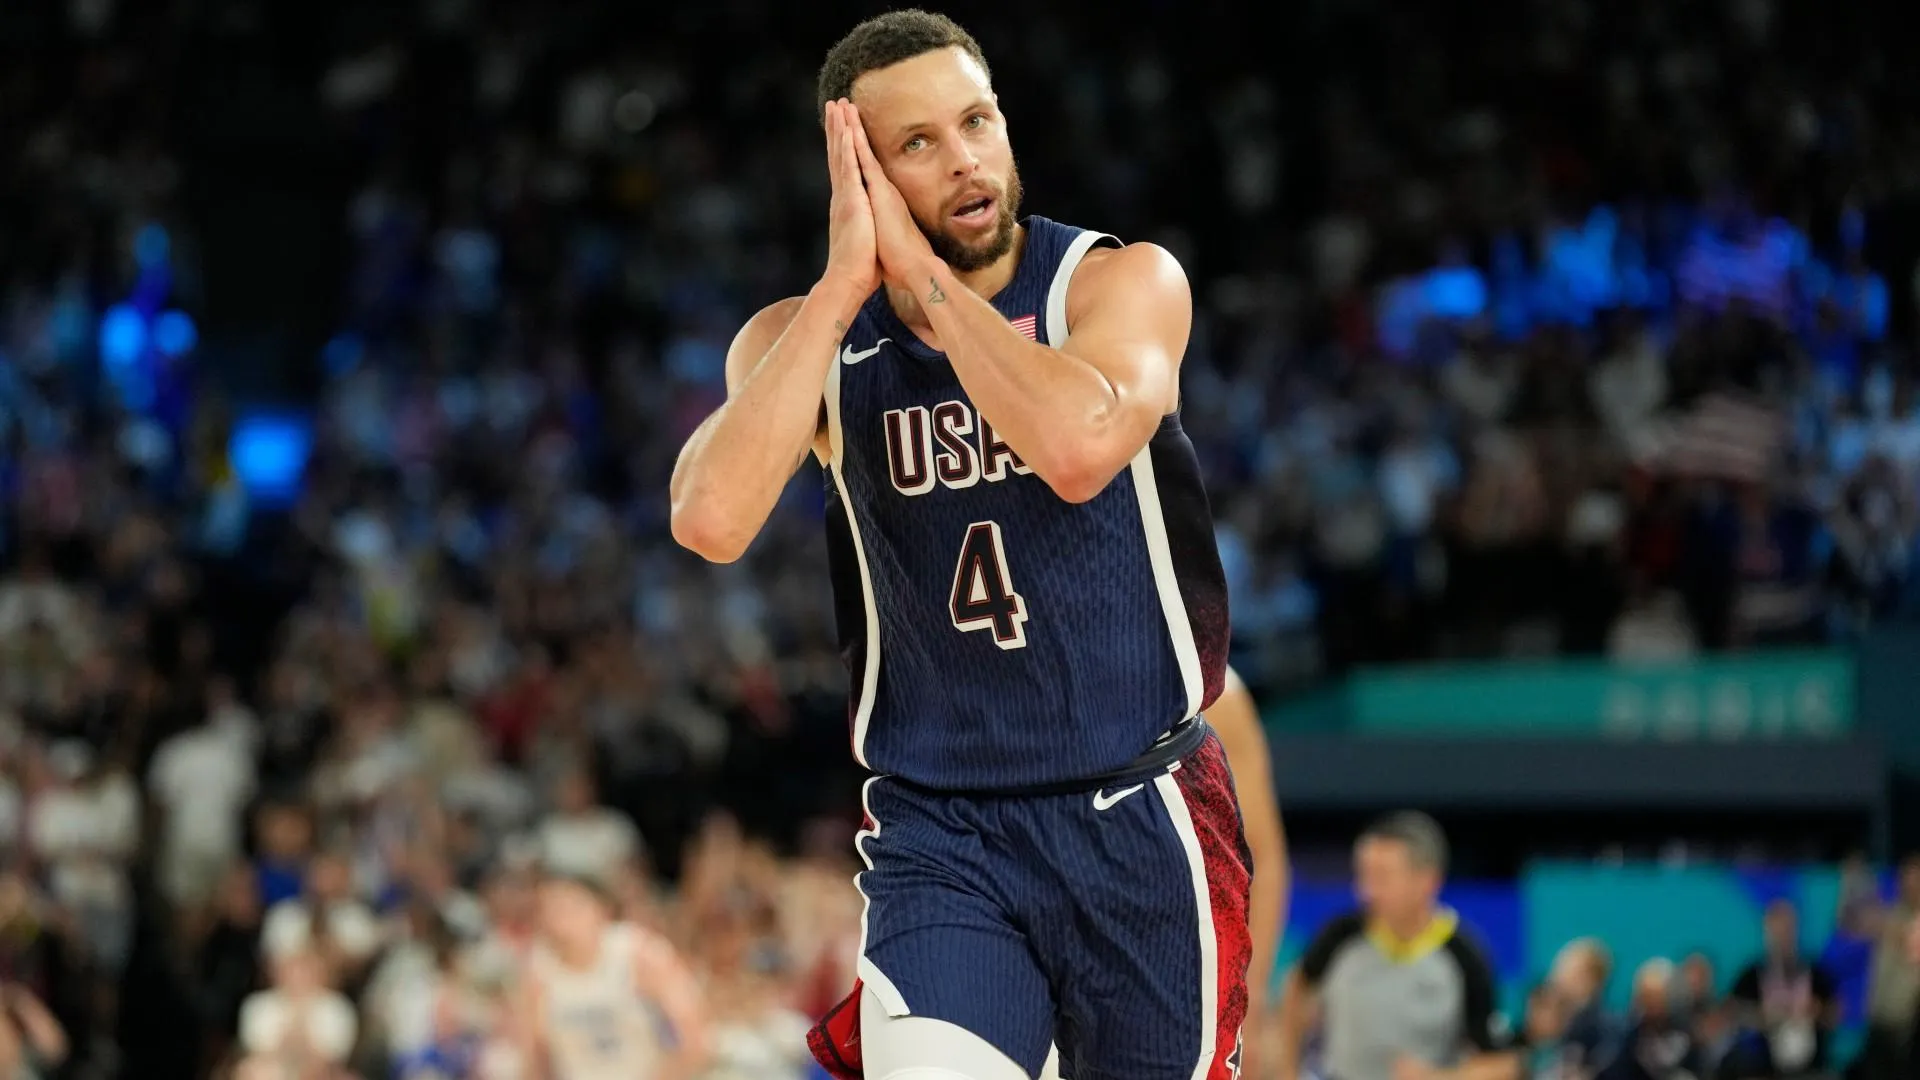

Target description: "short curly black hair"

left=816, top=9, right=989, bottom=120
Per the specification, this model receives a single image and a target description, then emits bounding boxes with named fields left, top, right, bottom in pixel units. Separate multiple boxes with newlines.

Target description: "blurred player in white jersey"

left=520, top=871, right=710, bottom=1079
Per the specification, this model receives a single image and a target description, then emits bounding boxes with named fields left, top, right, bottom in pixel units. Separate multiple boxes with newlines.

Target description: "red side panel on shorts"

left=808, top=979, right=866, bottom=1080
left=1175, top=737, right=1254, bottom=1079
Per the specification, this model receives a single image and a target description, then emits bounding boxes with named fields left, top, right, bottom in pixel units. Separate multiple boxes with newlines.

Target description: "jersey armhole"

left=812, top=400, right=831, bottom=465
left=1044, top=230, right=1123, bottom=347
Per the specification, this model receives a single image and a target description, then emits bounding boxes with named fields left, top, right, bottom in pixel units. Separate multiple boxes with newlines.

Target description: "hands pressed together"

left=822, top=98, right=937, bottom=298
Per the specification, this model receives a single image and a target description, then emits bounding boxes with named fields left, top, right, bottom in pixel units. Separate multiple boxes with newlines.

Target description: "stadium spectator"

left=1727, top=900, right=1841, bottom=1078
left=1601, top=959, right=1704, bottom=1080
left=536, top=766, right=644, bottom=885
left=1846, top=856, right=1920, bottom=1080
left=259, top=851, right=383, bottom=988
left=236, top=947, right=358, bottom=1076
left=22, top=739, right=137, bottom=1066
left=1676, top=951, right=1736, bottom=1075
left=149, top=682, right=258, bottom=917
left=193, top=865, right=265, bottom=1073
left=1547, top=937, right=1621, bottom=1075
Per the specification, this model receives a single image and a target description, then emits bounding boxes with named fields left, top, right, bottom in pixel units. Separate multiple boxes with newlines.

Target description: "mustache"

left=913, top=166, right=1024, bottom=273
left=944, top=183, right=1005, bottom=216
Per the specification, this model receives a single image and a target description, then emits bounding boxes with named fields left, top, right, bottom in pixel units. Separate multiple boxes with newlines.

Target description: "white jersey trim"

left=1155, top=769, right=1220, bottom=1080
left=1044, top=228, right=1206, bottom=719
left=1041, top=230, right=1113, bottom=349
left=1127, top=446, right=1206, bottom=718
left=853, top=776, right=910, bottom=1017
left=826, top=358, right=882, bottom=767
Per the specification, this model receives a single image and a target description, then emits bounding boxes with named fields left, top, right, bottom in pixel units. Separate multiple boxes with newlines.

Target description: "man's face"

left=539, top=878, right=608, bottom=945
left=308, top=855, right=350, bottom=900
left=1354, top=836, right=1434, bottom=924
left=852, top=47, right=1022, bottom=273
left=1765, top=902, right=1799, bottom=956
left=1682, top=954, right=1713, bottom=997
left=556, top=770, right=594, bottom=814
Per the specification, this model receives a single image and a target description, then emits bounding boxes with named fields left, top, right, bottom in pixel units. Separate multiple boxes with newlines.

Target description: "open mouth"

left=951, top=194, right=995, bottom=222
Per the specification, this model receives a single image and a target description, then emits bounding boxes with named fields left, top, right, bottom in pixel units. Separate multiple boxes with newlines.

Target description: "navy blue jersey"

left=822, top=216, right=1228, bottom=790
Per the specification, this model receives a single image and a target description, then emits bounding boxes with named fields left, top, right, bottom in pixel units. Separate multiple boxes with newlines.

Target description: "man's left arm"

left=913, top=243, right=1189, bottom=504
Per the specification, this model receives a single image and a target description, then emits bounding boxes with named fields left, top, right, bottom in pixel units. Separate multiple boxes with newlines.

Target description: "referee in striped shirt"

left=1277, top=812, right=1518, bottom=1080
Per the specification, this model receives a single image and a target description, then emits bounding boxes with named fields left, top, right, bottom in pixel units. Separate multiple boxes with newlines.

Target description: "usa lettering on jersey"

left=882, top=400, right=1033, bottom=495
left=878, top=399, right=1037, bottom=650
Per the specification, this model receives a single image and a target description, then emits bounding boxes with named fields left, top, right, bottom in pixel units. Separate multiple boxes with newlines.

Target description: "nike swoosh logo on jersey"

left=1092, top=783, right=1145, bottom=811
left=840, top=338, right=890, bottom=365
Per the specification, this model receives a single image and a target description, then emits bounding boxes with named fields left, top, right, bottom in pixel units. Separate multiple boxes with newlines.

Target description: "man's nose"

left=945, top=141, right=980, bottom=177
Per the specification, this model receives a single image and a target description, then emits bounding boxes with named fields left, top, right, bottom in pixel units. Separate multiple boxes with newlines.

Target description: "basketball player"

left=670, top=10, right=1249, bottom=1079
left=1040, top=665, right=1288, bottom=1079
left=520, top=873, right=710, bottom=1079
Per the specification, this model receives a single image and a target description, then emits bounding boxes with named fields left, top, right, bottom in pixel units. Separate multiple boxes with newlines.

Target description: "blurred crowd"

left=3, top=0, right=1920, bottom=1075
left=1506, top=860, right=1920, bottom=1080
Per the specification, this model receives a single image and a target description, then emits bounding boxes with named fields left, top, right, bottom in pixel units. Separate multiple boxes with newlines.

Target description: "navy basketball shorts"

left=852, top=732, right=1252, bottom=1079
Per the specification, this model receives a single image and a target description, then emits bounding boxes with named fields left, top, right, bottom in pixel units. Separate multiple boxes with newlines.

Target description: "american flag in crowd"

left=1009, top=313, right=1037, bottom=340
left=1646, top=392, right=1783, bottom=481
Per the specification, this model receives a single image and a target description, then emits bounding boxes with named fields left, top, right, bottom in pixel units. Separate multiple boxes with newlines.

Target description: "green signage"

left=1345, top=649, right=1853, bottom=739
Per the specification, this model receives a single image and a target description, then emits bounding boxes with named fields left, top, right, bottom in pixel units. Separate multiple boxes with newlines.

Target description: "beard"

left=915, top=162, right=1024, bottom=273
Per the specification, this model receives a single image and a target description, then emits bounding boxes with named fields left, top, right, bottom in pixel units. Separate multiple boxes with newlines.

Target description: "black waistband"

left=886, top=715, right=1212, bottom=799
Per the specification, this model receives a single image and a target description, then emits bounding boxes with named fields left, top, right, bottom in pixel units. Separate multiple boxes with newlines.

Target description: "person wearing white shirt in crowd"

left=148, top=676, right=258, bottom=913
left=461, top=839, right=545, bottom=1001
left=0, top=551, right=90, bottom=670
left=260, top=850, right=384, bottom=979
left=703, top=959, right=814, bottom=1080
left=362, top=904, right=468, bottom=1072
left=238, top=946, right=359, bottom=1074
left=26, top=738, right=138, bottom=1060
left=537, top=767, right=643, bottom=881
left=1588, top=315, right=1668, bottom=460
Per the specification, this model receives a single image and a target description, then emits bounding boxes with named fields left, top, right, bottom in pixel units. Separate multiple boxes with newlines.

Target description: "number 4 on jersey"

left=950, top=521, right=1029, bottom=649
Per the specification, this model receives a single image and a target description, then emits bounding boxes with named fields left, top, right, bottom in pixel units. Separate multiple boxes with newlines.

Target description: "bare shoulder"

left=1065, top=242, right=1192, bottom=325
left=724, top=295, right=809, bottom=392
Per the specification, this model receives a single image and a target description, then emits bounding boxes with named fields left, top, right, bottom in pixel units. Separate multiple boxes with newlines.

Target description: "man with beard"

left=670, top=10, right=1243, bottom=1079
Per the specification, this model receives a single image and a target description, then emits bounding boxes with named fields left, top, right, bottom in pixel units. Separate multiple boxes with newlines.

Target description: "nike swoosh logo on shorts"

left=840, top=338, right=890, bottom=365
left=1092, top=783, right=1145, bottom=811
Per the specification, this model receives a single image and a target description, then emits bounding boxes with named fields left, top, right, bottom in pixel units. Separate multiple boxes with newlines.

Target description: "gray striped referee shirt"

left=1298, top=909, right=1504, bottom=1080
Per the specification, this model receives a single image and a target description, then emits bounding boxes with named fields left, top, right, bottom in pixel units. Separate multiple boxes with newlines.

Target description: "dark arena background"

left=3, top=0, right=1918, bottom=1076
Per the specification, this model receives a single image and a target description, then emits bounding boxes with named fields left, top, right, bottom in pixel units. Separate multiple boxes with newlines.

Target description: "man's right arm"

left=668, top=279, right=868, bottom=563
